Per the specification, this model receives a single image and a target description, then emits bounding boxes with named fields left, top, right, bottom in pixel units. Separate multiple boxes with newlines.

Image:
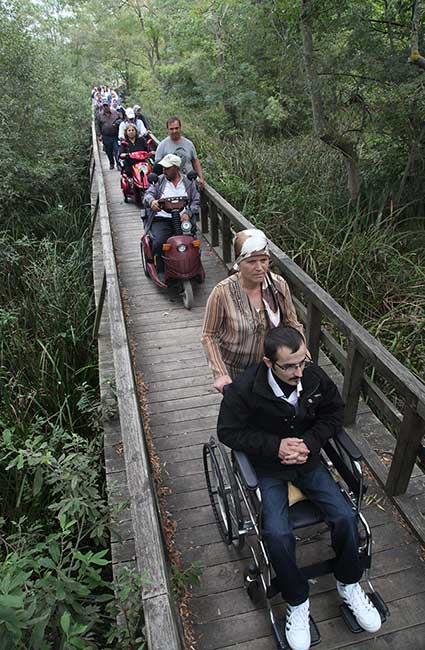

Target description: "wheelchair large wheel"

left=203, top=438, right=245, bottom=549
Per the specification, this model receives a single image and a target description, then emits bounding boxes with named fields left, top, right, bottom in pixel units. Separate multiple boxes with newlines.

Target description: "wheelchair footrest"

left=340, top=591, right=389, bottom=633
left=272, top=616, right=320, bottom=649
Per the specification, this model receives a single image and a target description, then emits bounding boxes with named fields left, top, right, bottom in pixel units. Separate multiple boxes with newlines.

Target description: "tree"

left=409, top=0, right=425, bottom=70
left=300, top=0, right=361, bottom=201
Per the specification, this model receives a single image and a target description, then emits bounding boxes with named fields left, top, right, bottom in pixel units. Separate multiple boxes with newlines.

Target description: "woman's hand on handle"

left=214, top=375, right=232, bottom=394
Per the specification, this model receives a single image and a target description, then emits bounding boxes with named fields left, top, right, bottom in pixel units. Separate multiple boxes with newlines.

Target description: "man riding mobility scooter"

left=204, top=326, right=388, bottom=650
left=141, top=154, right=205, bottom=309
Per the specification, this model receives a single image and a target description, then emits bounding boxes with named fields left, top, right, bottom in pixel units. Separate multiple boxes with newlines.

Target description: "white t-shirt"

left=157, top=178, right=188, bottom=219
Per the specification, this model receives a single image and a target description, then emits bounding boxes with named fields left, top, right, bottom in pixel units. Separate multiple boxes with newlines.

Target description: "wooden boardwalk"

left=97, top=153, right=425, bottom=650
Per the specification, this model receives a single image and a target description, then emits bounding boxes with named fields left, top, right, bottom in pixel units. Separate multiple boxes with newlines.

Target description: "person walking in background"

left=118, top=107, right=147, bottom=141
left=155, top=116, right=204, bottom=189
left=133, top=104, right=150, bottom=131
left=201, top=229, right=303, bottom=393
left=95, top=99, right=119, bottom=169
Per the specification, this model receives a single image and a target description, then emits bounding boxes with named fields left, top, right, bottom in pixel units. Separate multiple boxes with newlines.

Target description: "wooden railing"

left=90, top=124, right=182, bottom=650
left=200, top=184, right=425, bottom=498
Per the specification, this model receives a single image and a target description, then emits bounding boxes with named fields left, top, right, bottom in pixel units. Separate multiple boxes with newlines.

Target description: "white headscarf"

left=233, top=229, right=269, bottom=269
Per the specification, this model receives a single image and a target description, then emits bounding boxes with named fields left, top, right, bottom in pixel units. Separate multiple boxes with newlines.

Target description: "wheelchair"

left=203, top=429, right=389, bottom=649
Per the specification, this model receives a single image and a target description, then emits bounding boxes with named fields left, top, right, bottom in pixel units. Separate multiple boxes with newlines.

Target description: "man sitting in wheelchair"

left=217, top=326, right=382, bottom=650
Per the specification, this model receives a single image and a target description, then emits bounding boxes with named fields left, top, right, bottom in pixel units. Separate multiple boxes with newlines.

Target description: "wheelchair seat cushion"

left=289, top=499, right=324, bottom=529
left=288, top=483, right=306, bottom=507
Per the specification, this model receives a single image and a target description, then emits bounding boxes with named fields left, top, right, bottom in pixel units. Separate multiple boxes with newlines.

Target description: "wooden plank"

left=145, top=365, right=208, bottom=383
left=156, top=428, right=216, bottom=451
left=164, top=471, right=209, bottom=494
left=150, top=415, right=218, bottom=438
left=160, top=443, right=205, bottom=464
left=147, top=380, right=215, bottom=401
left=148, top=393, right=221, bottom=415
left=150, top=404, right=220, bottom=426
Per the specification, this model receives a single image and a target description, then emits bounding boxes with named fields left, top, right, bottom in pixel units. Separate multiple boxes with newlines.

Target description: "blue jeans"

left=102, top=135, right=118, bottom=167
left=258, top=463, right=362, bottom=606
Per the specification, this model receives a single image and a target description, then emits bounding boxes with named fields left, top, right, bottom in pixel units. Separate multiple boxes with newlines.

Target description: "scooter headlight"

left=177, top=244, right=187, bottom=253
left=181, top=220, right=192, bottom=233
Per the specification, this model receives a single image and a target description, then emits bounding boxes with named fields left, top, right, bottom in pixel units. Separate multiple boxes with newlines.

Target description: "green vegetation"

left=0, top=3, right=145, bottom=648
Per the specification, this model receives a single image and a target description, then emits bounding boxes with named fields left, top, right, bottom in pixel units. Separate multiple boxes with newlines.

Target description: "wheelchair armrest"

left=232, top=450, right=258, bottom=490
left=334, top=429, right=363, bottom=461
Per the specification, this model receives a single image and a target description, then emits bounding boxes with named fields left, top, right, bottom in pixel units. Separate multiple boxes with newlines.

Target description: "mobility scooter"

left=120, top=150, right=154, bottom=207
left=140, top=174, right=205, bottom=309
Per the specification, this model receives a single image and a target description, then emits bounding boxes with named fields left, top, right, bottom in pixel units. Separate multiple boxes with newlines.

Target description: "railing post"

left=306, top=301, right=321, bottom=363
left=90, top=194, right=100, bottom=237
left=210, top=202, right=219, bottom=247
left=92, top=268, right=107, bottom=340
left=90, top=156, right=96, bottom=189
left=200, top=191, right=209, bottom=233
left=342, top=340, right=366, bottom=425
left=222, top=213, right=232, bottom=263
left=386, top=403, right=425, bottom=496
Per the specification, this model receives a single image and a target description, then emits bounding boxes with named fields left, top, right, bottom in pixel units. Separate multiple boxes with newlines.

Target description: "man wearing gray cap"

left=144, top=154, right=200, bottom=276
left=155, top=117, right=204, bottom=189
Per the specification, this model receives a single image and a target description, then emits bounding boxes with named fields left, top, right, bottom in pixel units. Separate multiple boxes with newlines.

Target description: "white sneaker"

left=337, top=581, right=382, bottom=633
left=285, top=598, right=311, bottom=650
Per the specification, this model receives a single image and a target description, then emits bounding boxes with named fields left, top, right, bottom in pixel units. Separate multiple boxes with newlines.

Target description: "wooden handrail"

left=90, top=123, right=182, bottom=650
left=200, top=183, right=425, bottom=497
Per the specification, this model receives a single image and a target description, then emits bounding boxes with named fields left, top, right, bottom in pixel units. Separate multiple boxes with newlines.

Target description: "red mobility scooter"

left=140, top=175, right=205, bottom=309
left=120, top=150, right=154, bottom=207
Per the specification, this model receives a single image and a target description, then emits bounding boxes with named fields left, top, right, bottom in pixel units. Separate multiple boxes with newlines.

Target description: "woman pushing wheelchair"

left=201, top=230, right=384, bottom=650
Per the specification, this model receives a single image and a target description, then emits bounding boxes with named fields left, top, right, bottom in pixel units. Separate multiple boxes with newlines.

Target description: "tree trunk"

left=396, top=123, right=425, bottom=208
left=410, top=0, right=425, bottom=70
left=212, top=5, right=237, bottom=126
left=300, top=0, right=361, bottom=202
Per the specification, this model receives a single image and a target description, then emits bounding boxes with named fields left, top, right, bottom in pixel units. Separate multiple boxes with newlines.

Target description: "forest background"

left=0, top=0, right=424, bottom=648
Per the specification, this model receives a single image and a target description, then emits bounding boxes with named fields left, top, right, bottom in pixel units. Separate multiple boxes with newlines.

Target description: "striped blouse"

left=201, top=272, right=303, bottom=380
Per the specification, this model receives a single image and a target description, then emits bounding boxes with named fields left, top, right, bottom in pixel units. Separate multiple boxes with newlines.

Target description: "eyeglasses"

left=273, top=356, right=310, bottom=373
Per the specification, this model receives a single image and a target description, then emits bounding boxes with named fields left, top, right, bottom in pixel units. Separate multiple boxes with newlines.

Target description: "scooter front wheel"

left=133, top=186, right=143, bottom=207
left=182, top=280, right=193, bottom=310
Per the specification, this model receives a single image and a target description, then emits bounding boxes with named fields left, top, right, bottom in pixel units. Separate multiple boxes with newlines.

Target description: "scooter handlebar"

left=157, top=196, right=189, bottom=213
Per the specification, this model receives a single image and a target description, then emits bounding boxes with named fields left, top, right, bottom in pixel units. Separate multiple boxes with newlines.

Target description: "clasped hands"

left=278, top=437, right=310, bottom=465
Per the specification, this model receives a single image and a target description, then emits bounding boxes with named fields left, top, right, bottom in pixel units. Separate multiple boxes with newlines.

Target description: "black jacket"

left=118, top=135, right=152, bottom=157
left=217, top=362, right=344, bottom=479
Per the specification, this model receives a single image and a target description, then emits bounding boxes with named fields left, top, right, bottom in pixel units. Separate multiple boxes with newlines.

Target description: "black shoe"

left=109, top=164, right=114, bottom=170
